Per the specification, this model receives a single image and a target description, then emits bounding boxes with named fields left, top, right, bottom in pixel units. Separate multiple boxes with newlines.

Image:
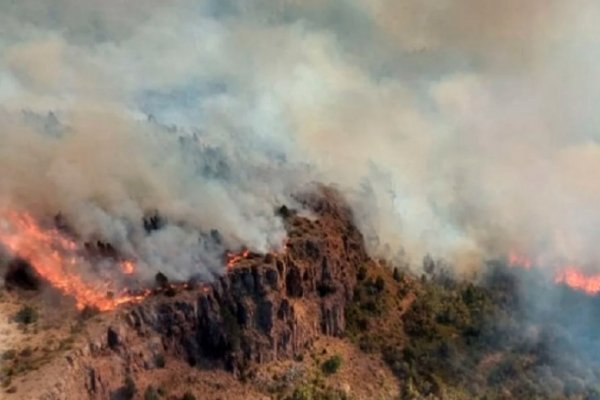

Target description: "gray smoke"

left=1, top=0, right=599, bottom=279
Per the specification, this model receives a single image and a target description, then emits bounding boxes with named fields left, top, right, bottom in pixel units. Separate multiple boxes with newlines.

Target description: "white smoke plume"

left=1, top=0, right=599, bottom=279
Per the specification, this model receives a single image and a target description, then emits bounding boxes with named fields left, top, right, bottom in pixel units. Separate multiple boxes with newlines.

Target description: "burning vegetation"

left=0, top=210, right=146, bottom=311
left=0, top=210, right=185, bottom=311
left=508, top=250, right=600, bottom=296
left=1, top=188, right=600, bottom=400
left=3, top=204, right=597, bottom=318
left=555, top=267, right=600, bottom=296
left=225, top=249, right=251, bottom=269
left=0, top=209, right=289, bottom=313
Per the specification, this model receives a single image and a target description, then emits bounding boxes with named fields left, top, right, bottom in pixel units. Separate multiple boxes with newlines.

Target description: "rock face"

left=131, top=187, right=365, bottom=364
left=27, top=187, right=369, bottom=399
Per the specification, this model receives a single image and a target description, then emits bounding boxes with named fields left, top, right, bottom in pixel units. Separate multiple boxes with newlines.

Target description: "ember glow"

left=226, top=249, right=251, bottom=269
left=120, top=260, right=135, bottom=275
left=0, top=210, right=147, bottom=311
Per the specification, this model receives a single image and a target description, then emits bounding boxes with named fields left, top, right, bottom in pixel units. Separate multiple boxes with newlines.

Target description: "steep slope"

left=4, top=187, right=600, bottom=400
left=3, top=186, right=400, bottom=399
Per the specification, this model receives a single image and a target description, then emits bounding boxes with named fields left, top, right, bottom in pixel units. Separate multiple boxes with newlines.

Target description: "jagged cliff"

left=11, top=186, right=374, bottom=399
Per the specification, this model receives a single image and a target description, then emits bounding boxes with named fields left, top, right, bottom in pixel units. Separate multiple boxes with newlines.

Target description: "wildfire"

left=0, top=209, right=287, bottom=311
left=0, top=210, right=147, bottom=311
left=120, top=259, right=135, bottom=274
left=555, top=267, right=600, bottom=296
left=225, top=240, right=289, bottom=269
left=508, top=250, right=600, bottom=296
left=0, top=207, right=291, bottom=312
left=226, top=249, right=251, bottom=268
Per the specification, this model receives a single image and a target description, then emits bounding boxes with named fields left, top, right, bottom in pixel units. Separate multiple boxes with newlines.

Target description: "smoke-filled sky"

left=1, top=0, right=599, bottom=278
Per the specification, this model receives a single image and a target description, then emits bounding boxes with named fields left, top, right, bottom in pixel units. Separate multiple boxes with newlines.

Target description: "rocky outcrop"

left=136, top=188, right=363, bottom=357
left=22, top=187, right=370, bottom=399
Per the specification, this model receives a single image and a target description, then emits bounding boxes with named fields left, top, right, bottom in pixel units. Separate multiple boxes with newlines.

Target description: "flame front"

left=508, top=250, right=600, bottom=296
left=0, top=210, right=146, bottom=311
left=554, top=267, right=600, bottom=295
left=10, top=207, right=599, bottom=309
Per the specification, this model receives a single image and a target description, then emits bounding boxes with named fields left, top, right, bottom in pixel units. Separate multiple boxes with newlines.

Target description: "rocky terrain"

left=0, top=187, right=400, bottom=399
left=3, top=187, right=600, bottom=400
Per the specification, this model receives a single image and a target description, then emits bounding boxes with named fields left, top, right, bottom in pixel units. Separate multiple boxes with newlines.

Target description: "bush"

left=79, top=305, right=99, bottom=320
left=287, top=385, right=312, bottom=400
left=154, top=353, right=165, bottom=368
left=19, top=347, right=32, bottom=357
left=110, top=377, right=136, bottom=400
left=122, top=376, right=136, bottom=400
left=13, top=306, right=37, bottom=324
left=155, top=272, right=169, bottom=287
left=357, top=266, right=367, bottom=281
left=181, top=392, right=197, bottom=400
left=286, top=384, right=350, bottom=400
left=374, top=276, right=385, bottom=292
left=322, top=355, right=342, bottom=375
left=144, top=386, right=160, bottom=400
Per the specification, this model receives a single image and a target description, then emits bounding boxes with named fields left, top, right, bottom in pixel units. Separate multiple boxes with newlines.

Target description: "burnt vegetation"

left=346, top=259, right=600, bottom=399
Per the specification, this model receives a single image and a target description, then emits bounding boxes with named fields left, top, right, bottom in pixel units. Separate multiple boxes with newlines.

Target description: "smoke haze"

left=1, top=0, right=599, bottom=278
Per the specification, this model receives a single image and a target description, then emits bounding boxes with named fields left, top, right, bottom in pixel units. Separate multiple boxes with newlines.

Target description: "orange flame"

left=508, top=249, right=600, bottom=296
left=226, top=249, right=250, bottom=268
left=225, top=239, right=289, bottom=269
left=120, top=259, right=135, bottom=275
left=0, top=210, right=147, bottom=311
left=555, top=267, right=600, bottom=295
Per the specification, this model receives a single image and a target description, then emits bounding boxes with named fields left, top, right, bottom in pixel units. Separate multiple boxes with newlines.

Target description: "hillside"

left=1, top=188, right=600, bottom=400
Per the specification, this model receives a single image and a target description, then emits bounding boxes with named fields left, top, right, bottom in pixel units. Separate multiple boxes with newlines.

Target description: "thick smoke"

left=0, top=1, right=599, bottom=279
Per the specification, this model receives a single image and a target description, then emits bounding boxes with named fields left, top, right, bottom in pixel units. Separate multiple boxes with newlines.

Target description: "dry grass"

left=249, top=336, right=399, bottom=400
left=0, top=288, right=87, bottom=397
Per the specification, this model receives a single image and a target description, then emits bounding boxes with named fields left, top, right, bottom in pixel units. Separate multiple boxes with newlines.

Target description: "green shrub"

left=356, top=266, right=367, bottom=281
left=181, top=392, right=197, bottom=400
left=287, top=385, right=312, bottom=400
left=144, top=385, right=160, bottom=400
left=121, top=376, right=136, bottom=400
left=374, top=276, right=385, bottom=292
left=154, top=353, right=166, bottom=368
left=13, top=306, right=37, bottom=324
left=1, top=376, right=11, bottom=389
left=322, top=355, right=342, bottom=375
